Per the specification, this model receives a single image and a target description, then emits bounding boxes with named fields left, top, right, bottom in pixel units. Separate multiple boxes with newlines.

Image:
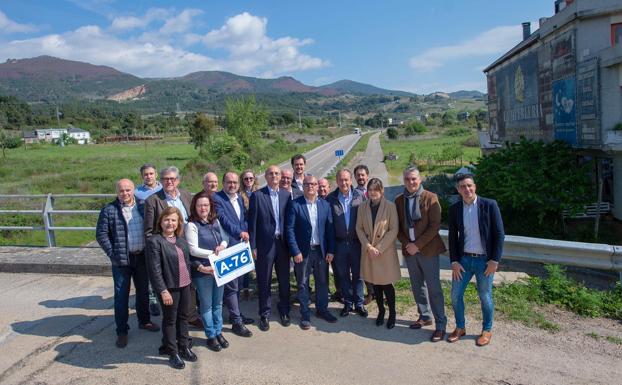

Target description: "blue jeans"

left=111, top=252, right=150, bottom=335
left=450, top=255, right=494, bottom=331
left=193, top=274, right=224, bottom=338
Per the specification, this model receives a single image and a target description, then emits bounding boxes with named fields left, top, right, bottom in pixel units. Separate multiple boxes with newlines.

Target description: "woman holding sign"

left=146, top=206, right=197, bottom=369
left=186, top=191, right=230, bottom=352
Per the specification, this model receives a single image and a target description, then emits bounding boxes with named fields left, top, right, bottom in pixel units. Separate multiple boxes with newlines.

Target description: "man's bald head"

left=116, top=179, right=135, bottom=205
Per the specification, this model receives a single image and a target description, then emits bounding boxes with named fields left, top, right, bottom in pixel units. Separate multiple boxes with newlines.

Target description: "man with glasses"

left=203, top=172, right=219, bottom=193
left=144, top=166, right=203, bottom=329
left=286, top=175, right=337, bottom=330
left=212, top=171, right=255, bottom=337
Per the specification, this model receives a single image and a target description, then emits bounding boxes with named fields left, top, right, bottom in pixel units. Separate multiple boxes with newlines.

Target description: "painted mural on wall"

left=553, top=77, right=577, bottom=145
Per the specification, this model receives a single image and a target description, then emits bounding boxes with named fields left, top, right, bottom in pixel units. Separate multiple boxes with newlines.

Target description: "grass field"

left=380, top=133, right=481, bottom=184
left=0, top=135, right=325, bottom=246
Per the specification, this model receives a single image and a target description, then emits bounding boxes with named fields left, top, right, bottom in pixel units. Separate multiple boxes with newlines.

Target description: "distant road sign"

left=335, top=149, right=344, bottom=157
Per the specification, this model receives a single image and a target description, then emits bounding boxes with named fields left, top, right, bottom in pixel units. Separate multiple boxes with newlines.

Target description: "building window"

left=612, top=23, right=622, bottom=46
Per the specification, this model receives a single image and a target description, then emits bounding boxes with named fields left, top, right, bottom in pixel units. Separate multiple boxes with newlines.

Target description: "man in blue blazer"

left=286, top=175, right=337, bottom=330
left=326, top=169, right=367, bottom=318
left=212, top=171, right=255, bottom=338
left=447, top=173, right=504, bottom=347
left=248, top=165, right=292, bottom=331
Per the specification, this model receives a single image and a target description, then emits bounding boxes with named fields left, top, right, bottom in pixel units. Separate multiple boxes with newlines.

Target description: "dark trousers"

left=373, top=284, right=396, bottom=315
left=111, top=251, right=150, bottom=336
left=158, top=285, right=191, bottom=354
left=294, top=247, right=329, bottom=321
left=256, top=238, right=290, bottom=317
left=224, top=275, right=244, bottom=324
left=335, top=240, right=364, bottom=309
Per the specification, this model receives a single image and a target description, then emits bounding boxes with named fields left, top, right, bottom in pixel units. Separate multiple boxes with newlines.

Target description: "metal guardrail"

left=1, top=194, right=622, bottom=282
left=0, top=193, right=114, bottom=247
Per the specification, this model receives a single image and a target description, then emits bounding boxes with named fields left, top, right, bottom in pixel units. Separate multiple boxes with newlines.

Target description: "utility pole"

left=338, top=111, right=342, bottom=128
left=298, top=110, right=302, bottom=129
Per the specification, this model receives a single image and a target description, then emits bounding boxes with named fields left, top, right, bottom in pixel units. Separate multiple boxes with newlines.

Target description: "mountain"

left=448, top=90, right=486, bottom=100
left=0, top=56, right=142, bottom=101
left=320, top=80, right=414, bottom=97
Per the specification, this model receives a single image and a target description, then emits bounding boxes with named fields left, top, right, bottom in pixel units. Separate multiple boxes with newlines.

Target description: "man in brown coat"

left=395, top=166, right=447, bottom=342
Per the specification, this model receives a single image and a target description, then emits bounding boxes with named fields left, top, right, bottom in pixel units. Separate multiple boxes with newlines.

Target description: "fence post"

left=43, top=193, right=56, bottom=247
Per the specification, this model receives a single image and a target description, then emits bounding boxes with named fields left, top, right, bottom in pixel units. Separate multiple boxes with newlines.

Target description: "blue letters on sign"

left=215, top=249, right=252, bottom=278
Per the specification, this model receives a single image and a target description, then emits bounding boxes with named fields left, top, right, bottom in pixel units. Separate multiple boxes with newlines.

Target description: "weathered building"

left=484, top=0, right=622, bottom=218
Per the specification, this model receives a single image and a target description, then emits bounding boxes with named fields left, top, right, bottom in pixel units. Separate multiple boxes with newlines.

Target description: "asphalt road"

left=0, top=273, right=620, bottom=385
left=256, top=133, right=360, bottom=186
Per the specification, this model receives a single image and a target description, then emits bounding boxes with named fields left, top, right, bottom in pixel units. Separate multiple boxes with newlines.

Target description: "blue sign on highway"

left=335, top=149, right=344, bottom=157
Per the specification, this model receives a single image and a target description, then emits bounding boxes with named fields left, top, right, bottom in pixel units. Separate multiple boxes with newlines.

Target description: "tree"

left=225, top=96, right=267, bottom=150
left=386, top=127, right=399, bottom=140
left=188, top=113, right=216, bottom=149
left=0, top=131, right=22, bottom=157
left=476, top=140, right=593, bottom=237
left=404, top=121, right=427, bottom=136
left=441, top=110, right=456, bottom=127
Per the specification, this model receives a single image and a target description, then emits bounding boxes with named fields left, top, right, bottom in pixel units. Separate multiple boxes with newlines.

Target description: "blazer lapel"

left=263, top=187, right=276, bottom=223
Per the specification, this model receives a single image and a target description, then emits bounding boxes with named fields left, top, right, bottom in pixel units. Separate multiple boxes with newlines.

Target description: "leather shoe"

left=363, top=294, right=373, bottom=305
left=216, top=334, right=229, bottom=348
left=340, top=306, right=351, bottom=317
left=232, top=323, right=253, bottom=337
left=299, top=320, right=311, bottom=330
left=149, top=302, right=161, bottom=316
left=188, top=318, right=204, bottom=329
left=317, top=311, right=337, bottom=323
left=431, top=330, right=446, bottom=342
left=476, top=330, right=492, bottom=346
left=139, top=322, right=160, bottom=332
left=409, top=318, right=433, bottom=329
left=355, top=306, right=368, bottom=317
left=206, top=338, right=222, bottom=352
left=242, top=315, right=255, bottom=325
left=280, top=314, right=291, bottom=327
left=115, top=334, right=128, bottom=348
left=168, top=353, right=185, bottom=369
left=179, top=346, right=197, bottom=362
left=447, top=328, right=466, bottom=343
left=258, top=316, right=270, bottom=332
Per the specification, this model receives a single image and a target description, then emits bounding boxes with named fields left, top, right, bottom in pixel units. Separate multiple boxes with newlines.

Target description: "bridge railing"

left=1, top=194, right=621, bottom=282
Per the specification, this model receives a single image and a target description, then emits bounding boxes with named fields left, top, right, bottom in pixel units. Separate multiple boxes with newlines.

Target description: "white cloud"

left=109, top=8, right=170, bottom=32
left=0, top=10, right=37, bottom=33
left=0, top=11, right=327, bottom=78
left=409, top=24, right=524, bottom=72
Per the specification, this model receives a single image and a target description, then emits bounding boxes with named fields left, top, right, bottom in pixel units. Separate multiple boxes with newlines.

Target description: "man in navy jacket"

left=286, top=175, right=337, bottom=330
left=248, top=165, right=292, bottom=331
left=96, top=179, right=159, bottom=348
left=212, top=171, right=255, bottom=338
left=447, top=173, right=504, bottom=346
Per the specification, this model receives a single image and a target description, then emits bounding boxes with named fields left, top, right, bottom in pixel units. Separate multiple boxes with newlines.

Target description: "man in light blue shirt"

left=135, top=163, right=162, bottom=205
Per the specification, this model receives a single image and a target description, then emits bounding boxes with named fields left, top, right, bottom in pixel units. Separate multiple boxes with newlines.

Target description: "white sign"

left=208, top=242, right=255, bottom=287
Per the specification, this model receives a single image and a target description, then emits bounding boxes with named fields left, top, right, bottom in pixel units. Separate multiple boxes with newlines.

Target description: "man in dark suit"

left=212, top=171, right=254, bottom=338
left=326, top=169, right=367, bottom=318
left=248, top=165, right=292, bottom=331
left=447, top=173, right=504, bottom=347
left=280, top=168, right=303, bottom=200
left=395, top=166, right=447, bottom=342
left=286, top=175, right=337, bottom=330
left=144, top=166, right=202, bottom=329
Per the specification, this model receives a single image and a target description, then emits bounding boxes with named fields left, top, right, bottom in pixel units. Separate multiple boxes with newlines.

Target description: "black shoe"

left=280, top=314, right=291, bottom=327
left=232, top=322, right=253, bottom=337
left=206, top=338, right=222, bottom=352
left=340, top=306, right=351, bottom=317
left=115, top=334, right=128, bottom=348
left=149, top=302, right=161, bottom=316
left=299, top=320, right=311, bottom=330
left=317, top=311, right=337, bottom=323
left=355, top=306, right=368, bottom=317
left=216, top=334, right=230, bottom=348
left=376, top=310, right=385, bottom=326
left=138, top=322, right=160, bottom=332
left=387, top=312, right=396, bottom=329
left=179, top=346, right=197, bottom=362
left=242, top=315, right=255, bottom=325
left=169, top=353, right=185, bottom=369
left=259, top=316, right=270, bottom=332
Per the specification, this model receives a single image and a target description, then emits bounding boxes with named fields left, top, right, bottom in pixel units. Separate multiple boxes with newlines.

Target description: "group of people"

left=96, top=153, right=504, bottom=370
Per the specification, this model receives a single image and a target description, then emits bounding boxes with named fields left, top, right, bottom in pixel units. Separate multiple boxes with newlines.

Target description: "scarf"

left=403, top=185, right=424, bottom=229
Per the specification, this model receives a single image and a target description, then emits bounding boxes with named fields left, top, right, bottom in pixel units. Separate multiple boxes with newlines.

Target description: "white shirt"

left=269, top=187, right=280, bottom=236
left=463, top=197, right=485, bottom=254
left=228, top=193, right=242, bottom=221
left=305, top=198, right=320, bottom=245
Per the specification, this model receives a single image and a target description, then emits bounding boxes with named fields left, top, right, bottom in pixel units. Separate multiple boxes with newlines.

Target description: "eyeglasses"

left=162, top=177, right=177, bottom=182
left=303, top=182, right=318, bottom=187
left=243, top=177, right=255, bottom=181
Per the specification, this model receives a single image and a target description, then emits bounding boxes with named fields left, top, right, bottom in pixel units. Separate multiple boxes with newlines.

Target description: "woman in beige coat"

left=356, top=178, right=401, bottom=329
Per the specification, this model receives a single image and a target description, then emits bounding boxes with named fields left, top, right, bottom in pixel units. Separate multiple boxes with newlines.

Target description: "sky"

left=0, top=0, right=554, bottom=94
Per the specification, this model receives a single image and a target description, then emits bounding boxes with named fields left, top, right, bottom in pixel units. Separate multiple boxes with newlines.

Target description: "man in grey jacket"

left=96, top=179, right=160, bottom=348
